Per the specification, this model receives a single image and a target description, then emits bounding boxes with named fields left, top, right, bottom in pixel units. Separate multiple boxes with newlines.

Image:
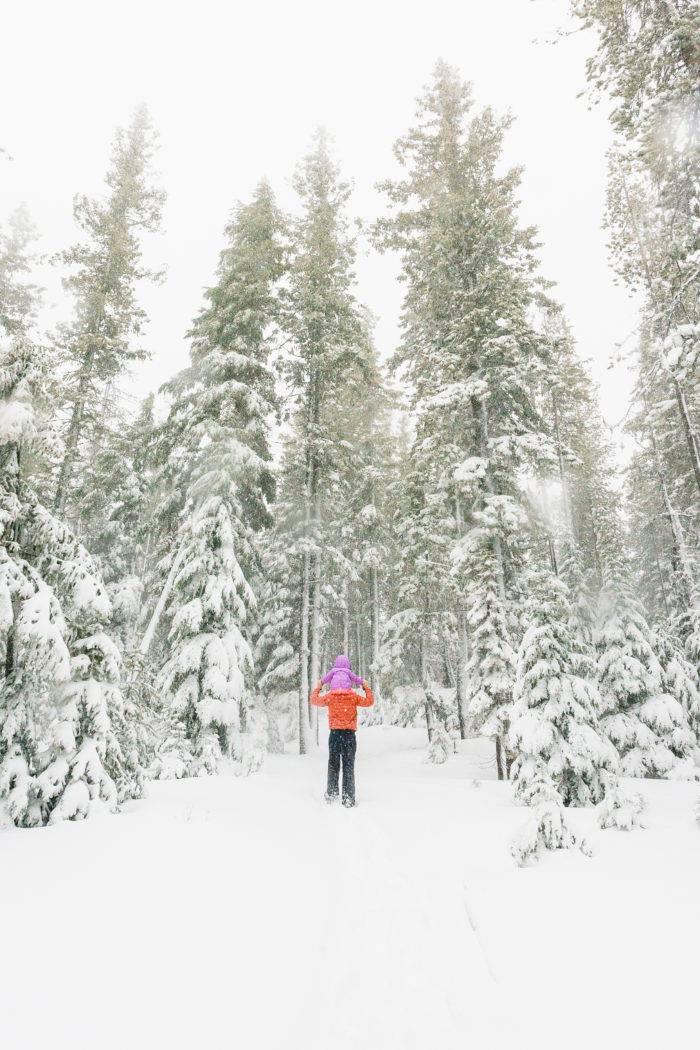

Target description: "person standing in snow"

left=311, top=656, right=374, bottom=807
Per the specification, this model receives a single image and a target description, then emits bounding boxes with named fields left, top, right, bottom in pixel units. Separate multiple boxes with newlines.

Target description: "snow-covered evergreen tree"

left=0, top=204, right=42, bottom=337
left=575, top=2, right=700, bottom=648
left=158, top=496, right=254, bottom=773
left=0, top=547, right=73, bottom=827
left=542, top=305, right=622, bottom=590
left=597, top=572, right=696, bottom=779
left=379, top=440, right=455, bottom=744
left=653, top=626, right=700, bottom=749
left=52, top=105, right=164, bottom=522
left=158, top=179, right=285, bottom=574
left=278, top=128, right=372, bottom=752
left=150, top=181, right=286, bottom=767
left=77, top=392, right=160, bottom=586
left=509, top=568, right=617, bottom=808
left=455, top=501, right=516, bottom=771
left=376, top=61, right=551, bottom=773
left=25, top=502, right=143, bottom=809
left=253, top=525, right=301, bottom=753
left=510, top=767, right=586, bottom=866
left=1, top=338, right=137, bottom=825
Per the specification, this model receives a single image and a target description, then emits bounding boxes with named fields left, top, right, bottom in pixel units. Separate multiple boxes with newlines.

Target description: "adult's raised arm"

left=357, top=680, right=374, bottom=708
left=310, top=681, right=328, bottom=707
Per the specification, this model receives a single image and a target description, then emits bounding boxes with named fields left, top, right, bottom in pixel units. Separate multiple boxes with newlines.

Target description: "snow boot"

left=324, top=792, right=339, bottom=804
left=342, top=797, right=356, bottom=808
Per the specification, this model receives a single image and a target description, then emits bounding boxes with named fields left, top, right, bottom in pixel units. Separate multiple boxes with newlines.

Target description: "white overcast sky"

left=2, top=0, right=639, bottom=447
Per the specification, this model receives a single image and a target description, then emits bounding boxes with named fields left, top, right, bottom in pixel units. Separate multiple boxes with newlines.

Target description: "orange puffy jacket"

left=310, top=680, right=374, bottom=731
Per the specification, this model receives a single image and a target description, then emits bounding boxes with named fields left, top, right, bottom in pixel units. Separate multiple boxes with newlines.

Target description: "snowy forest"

left=2, top=0, right=700, bottom=869
left=4, top=4, right=700, bottom=1045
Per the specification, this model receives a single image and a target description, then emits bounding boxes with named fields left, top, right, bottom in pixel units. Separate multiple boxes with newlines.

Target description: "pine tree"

left=52, top=105, right=164, bottom=520
left=76, top=392, right=159, bottom=586
left=253, top=526, right=301, bottom=752
left=653, top=625, right=700, bottom=747
left=310, top=313, right=395, bottom=720
left=158, top=179, right=285, bottom=574
left=509, top=568, right=617, bottom=808
left=157, top=496, right=254, bottom=773
left=150, top=182, right=286, bottom=766
left=0, top=340, right=70, bottom=826
left=0, top=547, right=73, bottom=827
left=376, top=62, right=551, bottom=770
left=542, top=305, right=621, bottom=586
left=279, top=128, right=369, bottom=752
left=380, top=436, right=456, bottom=744
left=456, top=501, right=516, bottom=772
left=596, top=571, right=696, bottom=778
left=24, top=502, right=143, bottom=808
left=574, top=2, right=700, bottom=650
left=510, top=767, right=586, bottom=866
left=0, top=204, right=42, bottom=336
left=1, top=339, right=137, bottom=824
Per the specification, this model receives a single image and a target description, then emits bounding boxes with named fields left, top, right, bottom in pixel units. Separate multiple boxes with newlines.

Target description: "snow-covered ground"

left=2, top=726, right=698, bottom=1050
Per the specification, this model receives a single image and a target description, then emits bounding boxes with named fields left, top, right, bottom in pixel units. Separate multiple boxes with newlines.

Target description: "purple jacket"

left=322, top=654, right=363, bottom=692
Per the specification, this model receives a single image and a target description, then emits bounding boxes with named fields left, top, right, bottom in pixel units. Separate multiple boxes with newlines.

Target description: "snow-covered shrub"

left=148, top=705, right=194, bottom=781
left=235, top=738, right=266, bottom=777
left=233, top=702, right=267, bottom=776
left=597, top=776, right=646, bottom=831
left=424, top=722, right=451, bottom=764
left=510, top=769, right=583, bottom=866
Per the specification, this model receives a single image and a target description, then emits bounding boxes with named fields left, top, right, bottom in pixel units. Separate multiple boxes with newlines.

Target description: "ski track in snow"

left=1, top=726, right=699, bottom=1050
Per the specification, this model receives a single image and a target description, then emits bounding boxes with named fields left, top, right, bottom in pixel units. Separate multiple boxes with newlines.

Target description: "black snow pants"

left=327, top=729, right=357, bottom=804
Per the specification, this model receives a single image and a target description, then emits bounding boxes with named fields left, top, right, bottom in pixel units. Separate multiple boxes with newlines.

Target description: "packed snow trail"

left=1, top=727, right=699, bottom=1050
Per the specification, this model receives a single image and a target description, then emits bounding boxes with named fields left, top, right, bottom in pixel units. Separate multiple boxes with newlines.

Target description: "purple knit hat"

left=322, top=654, right=363, bottom=692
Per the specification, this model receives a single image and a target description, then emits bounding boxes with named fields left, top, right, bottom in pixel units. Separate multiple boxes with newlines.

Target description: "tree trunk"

left=649, top=522, right=671, bottom=618
left=672, top=376, right=700, bottom=496
left=548, top=535, right=558, bottom=576
left=479, top=401, right=507, bottom=602
left=495, top=736, right=504, bottom=781
left=588, top=502, right=604, bottom=586
left=53, top=348, right=96, bottom=515
left=454, top=493, right=468, bottom=740
left=342, top=581, right=350, bottom=654
left=370, top=564, right=383, bottom=722
left=456, top=612, right=469, bottom=740
left=647, top=405, right=696, bottom=605
left=619, top=170, right=700, bottom=499
left=4, top=601, right=19, bottom=680
left=440, top=620, right=456, bottom=689
left=299, top=548, right=311, bottom=755
left=138, top=543, right=187, bottom=656
left=420, top=629, right=433, bottom=743
left=310, top=549, right=321, bottom=747
left=552, top=393, right=574, bottom=537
